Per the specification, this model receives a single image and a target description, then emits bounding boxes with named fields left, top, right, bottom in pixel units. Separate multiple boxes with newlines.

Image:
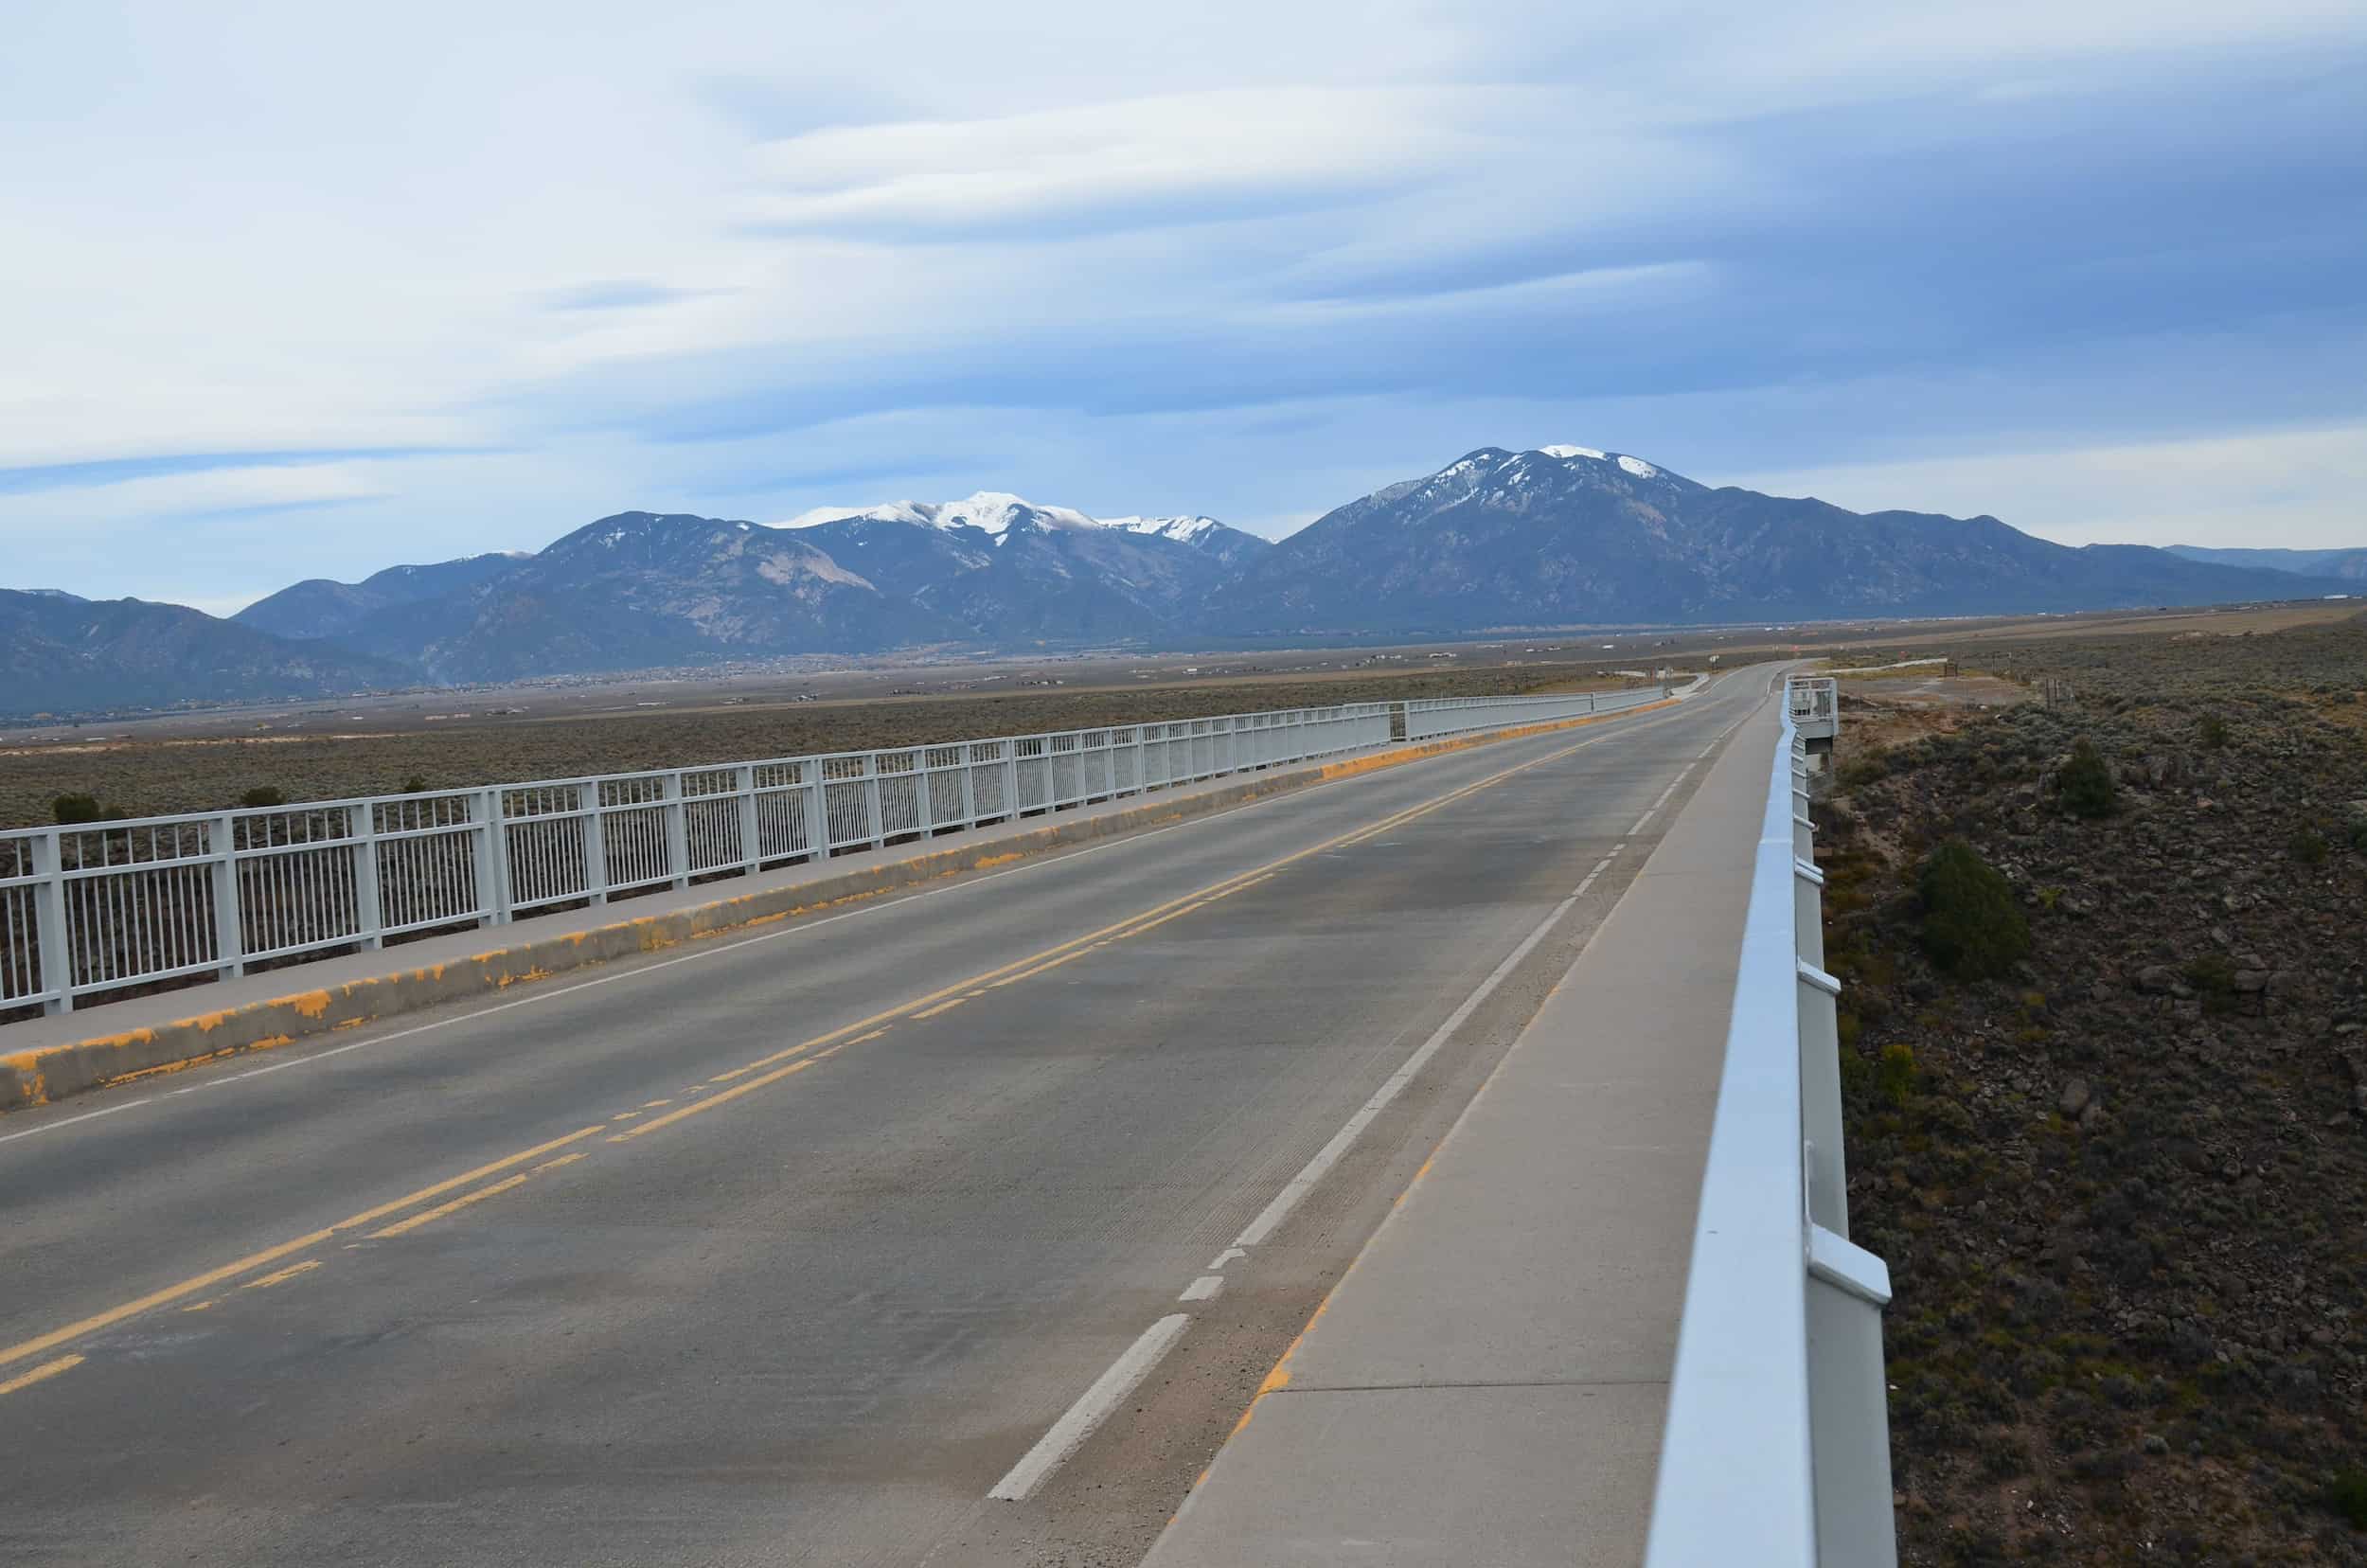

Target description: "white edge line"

left=0, top=1096, right=151, bottom=1146
left=1230, top=882, right=1587, bottom=1251
left=1179, top=1275, right=1224, bottom=1303
left=988, top=1313, right=1192, bottom=1501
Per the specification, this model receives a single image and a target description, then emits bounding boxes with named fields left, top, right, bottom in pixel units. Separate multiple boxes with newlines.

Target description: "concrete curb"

left=0, top=698, right=1680, bottom=1115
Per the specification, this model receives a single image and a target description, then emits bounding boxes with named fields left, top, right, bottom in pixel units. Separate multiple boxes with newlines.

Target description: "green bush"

left=2184, top=954, right=2238, bottom=1015
left=240, top=786, right=289, bottom=809
left=2325, top=1468, right=2367, bottom=1529
left=1837, top=754, right=1890, bottom=789
left=1918, top=838, right=2031, bottom=980
left=2197, top=713, right=2230, bottom=748
left=2057, top=738, right=2120, bottom=819
left=2289, top=828, right=2328, bottom=865
left=1877, top=1042, right=1918, bottom=1107
left=51, top=793, right=103, bottom=825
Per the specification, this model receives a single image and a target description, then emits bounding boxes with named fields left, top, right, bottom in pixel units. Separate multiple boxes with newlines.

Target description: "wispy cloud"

left=541, top=279, right=723, bottom=312
left=0, top=447, right=472, bottom=496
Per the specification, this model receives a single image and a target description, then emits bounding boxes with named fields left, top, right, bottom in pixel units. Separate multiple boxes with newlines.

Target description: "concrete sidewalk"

left=2, top=697, right=1687, bottom=1113
left=1143, top=696, right=1779, bottom=1568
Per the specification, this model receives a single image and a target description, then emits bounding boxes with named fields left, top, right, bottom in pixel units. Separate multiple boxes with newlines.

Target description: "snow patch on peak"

left=1099, top=514, right=1222, bottom=543
left=1538, top=445, right=1606, bottom=460
left=1616, top=455, right=1659, bottom=479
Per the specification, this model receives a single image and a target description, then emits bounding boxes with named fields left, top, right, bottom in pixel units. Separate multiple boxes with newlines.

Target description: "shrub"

left=1877, top=1042, right=1918, bottom=1107
left=51, top=793, right=103, bottom=825
left=2184, top=954, right=2238, bottom=1015
left=1918, top=838, right=2031, bottom=980
left=2197, top=713, right=2230, bottom=748
left=2325, top=1468, right=2367, bottom=1529
left=240, top=786, right=289, bottom=809
left=2289, top=828, right=2327, bottom=865
left=2057, top=738, right=2119, bottom=818
left=1837, top=754, right=1889, bottom=789
left=400, top=775, right=430, bottom=793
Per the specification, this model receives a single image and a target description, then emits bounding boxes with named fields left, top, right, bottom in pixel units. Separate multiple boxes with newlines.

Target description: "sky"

left=3, top=1, right=2361, bottom=616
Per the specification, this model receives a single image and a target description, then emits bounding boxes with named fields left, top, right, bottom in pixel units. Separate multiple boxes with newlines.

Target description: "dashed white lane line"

left=1227, top=846, right=1619, bottom=1255
left=1179, top=1275, right=1225, bottom=1303
left=988, top=1313, right=1193, bottom=1502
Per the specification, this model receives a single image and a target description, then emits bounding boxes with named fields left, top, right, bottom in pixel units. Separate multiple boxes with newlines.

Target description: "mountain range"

left=2165, top=544, right=2367, bottom=581
left=3, top=450, right=2354, bottom=716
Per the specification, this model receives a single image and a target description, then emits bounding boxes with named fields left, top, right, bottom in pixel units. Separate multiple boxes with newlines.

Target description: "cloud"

left=0, top=447, right=473, bottom=496
left=541, top=280, right=723, bottom=312
left=737, top=88, right=1472, bottom=241
left=1, top=0, right=2361, bottom=613
left=1723, top=423, right=2367, bottom=550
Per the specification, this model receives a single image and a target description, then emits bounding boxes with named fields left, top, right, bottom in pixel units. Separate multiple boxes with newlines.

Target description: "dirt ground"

left=1814, top=612, right=2367, bottom=1563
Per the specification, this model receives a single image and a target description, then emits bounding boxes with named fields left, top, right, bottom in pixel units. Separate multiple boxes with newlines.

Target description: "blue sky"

left=3, top=0, right=2361, bottom=615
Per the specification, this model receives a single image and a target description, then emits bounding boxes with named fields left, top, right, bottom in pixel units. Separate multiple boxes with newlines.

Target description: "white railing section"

left=1789, top=675, right=1839, bottom=743
left=0, top=687, right=1678, bottom=1022
left=1644, top=687, right=1895, bottom=1566
left=1402, top=673, right=1702, bottom=741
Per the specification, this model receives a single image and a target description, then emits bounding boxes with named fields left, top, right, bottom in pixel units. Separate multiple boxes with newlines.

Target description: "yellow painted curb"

left=0, top=696, right=1682, bottom=1114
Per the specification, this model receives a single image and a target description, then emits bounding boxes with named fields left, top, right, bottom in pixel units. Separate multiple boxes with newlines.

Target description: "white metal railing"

left=1788, top=675, right=1839, bottom=742
left=1402, top=673, right=1700, bottom=741
left=1644, top=697, right=1894, bottom=1565
left=0, top=687, right=1682, bottom=1024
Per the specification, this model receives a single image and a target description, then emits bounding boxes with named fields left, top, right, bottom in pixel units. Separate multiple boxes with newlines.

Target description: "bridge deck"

left=1146, top=699, right=1776, bottom=1567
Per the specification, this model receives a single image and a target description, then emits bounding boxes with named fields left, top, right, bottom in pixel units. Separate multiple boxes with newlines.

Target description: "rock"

left=2235, top=970, right=2269, bottom=993
left=2060, top=1078, right=2093, bottom=1117
left=2136, top=964, right=2177, bottom=995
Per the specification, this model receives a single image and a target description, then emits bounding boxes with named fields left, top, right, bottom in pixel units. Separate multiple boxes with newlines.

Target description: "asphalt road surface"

left=0, top=671, right=1771, bottom=1567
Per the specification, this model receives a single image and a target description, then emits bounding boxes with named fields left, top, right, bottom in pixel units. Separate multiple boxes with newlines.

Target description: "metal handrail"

left=1643, top=702, right=1894, bottom=1565
left=1, top=687, right=1678, bottom=1022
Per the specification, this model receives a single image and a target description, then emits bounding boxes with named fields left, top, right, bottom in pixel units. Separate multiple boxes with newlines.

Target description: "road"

left=0, top=672, right=1770, bottom=1567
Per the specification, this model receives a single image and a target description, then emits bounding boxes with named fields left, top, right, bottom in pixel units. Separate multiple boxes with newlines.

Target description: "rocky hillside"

left=0, top=590, right=418, bottom=716
left=1212, top=447, right=2348, bottom=633
left=1813, top=616, right=2367, bottom=1561
left=232, top=551, right=530, bottom=642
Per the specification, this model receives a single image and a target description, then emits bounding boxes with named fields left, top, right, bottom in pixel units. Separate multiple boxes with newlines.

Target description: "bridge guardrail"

left=1644, top=693, right=1895, bottom=1565
left=0, top=683, right=1685, bottom=1023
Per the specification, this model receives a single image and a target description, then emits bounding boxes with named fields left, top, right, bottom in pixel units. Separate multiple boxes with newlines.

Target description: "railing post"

left=33, top=828, right=71, bottom=1015
left=912, top=754, right=935, bottom=838
left=960, top=750, right=978, bottom=825
left=210, top=813, right=246, bottom=980
left=737, top=765, right=763, bottom=874
left=1134, top=727, right=1148, bottom=793
left=476, top=788, right=514, bottom=926
left=1005, top=741, right=1022, bottom=815
left=803, top=765, right=830, bottom=860
left=582, top=781, right=610, bottom=903
left=664, top=772, right=691, bottom=889
left=350, top=803, right=383, bottom=951
left=863, top=755, right=885, bottom=848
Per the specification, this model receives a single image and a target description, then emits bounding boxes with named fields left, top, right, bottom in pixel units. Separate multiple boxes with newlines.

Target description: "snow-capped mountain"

left=780, top=492, right=1268, bottom=641
left=1209, top=444, right=2340, bottom=633
left=781, top=492, right=1270, bottom=561
left=117, top=445, right=2337, bottom=704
